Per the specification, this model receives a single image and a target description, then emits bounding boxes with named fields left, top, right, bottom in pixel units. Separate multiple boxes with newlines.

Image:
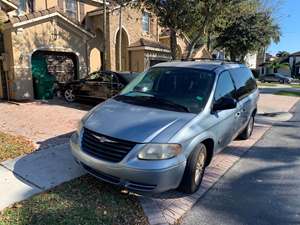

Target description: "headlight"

left=138, top=144, right=181, bottom=160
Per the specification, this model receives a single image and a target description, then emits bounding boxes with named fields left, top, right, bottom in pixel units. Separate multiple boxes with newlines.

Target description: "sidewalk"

left=0, top=143, right=85, bottom=210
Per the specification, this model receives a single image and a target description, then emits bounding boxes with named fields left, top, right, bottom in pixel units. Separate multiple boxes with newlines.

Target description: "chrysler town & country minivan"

left=70, top=61, right=259, bottom=194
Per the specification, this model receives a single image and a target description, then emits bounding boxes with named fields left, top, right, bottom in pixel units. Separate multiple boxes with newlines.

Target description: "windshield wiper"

left=148, top=96, right=190, bottom=112
left=114, top=95, right=190, bottom=113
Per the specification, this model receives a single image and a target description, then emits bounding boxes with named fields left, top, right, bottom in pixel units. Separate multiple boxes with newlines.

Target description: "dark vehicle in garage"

left=259, top=73, right=293, bottom=84
left=57, top=70, right=139, bottom=102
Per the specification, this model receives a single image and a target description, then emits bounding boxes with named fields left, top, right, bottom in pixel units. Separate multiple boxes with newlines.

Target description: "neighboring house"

left=0, top=0, right=174, bottom=101
left=258, top=52, right=300, bottom=78
left=244, top=53, right=258, bottom=69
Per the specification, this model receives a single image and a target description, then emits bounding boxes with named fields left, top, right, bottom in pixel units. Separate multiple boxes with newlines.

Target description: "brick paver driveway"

left=0, top=99, right=91, bottom=148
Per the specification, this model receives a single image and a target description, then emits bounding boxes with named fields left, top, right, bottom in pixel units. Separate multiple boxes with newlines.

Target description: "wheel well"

left=202, top=139, right=214, bottom=167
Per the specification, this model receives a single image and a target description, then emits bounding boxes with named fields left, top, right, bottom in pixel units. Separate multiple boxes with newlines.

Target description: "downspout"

left=102, top=0, right=107, bottom=71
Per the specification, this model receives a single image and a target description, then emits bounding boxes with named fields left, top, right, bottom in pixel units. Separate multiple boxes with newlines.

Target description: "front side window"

left=142, top=12, right=150, bottom=32
left=116, top=67, right=215, bottom=113
left=214, top=71, right=236, bottom=102
left=65, top=0, right=77, bottom=19
left=230, top=68, right=257, bottom=100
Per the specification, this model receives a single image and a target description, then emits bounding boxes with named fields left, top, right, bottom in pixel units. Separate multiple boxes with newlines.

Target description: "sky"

left=268, top=0, right=300, bottom=55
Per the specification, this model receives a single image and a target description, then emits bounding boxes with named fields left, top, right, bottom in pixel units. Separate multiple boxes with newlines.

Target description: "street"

left=181, top=102, right=300, bottom=225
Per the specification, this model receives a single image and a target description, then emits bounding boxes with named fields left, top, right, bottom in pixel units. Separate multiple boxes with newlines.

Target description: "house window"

left=65, top=0, right=77, bottom=19
left=142, top=12, right=150, bottom=33
left=28, top=0, right=34, bottom=13
left=18, top=0, right=34, bottom=13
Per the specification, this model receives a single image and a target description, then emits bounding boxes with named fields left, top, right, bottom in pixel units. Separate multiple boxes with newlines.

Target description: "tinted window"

left=230, top=68, right=257, bottom=100
left=214, top=71, right=236, bottom=102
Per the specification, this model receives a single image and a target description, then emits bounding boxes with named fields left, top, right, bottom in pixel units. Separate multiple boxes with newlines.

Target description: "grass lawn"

left=289, top=84, right=300, bottom=88
left=0, top=132, right=35, bottom=162
left=274, top=90, right=300, bottom=97
left=257, top=83, right=278, bottom=87
left=0, top=175, right=148, bottom=225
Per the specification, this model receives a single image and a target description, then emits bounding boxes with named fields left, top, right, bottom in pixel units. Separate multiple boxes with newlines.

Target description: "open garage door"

left=31, top=50, right=78, bottom=100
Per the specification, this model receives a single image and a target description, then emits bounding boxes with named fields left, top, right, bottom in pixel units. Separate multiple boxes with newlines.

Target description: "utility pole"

left=102, top=0, right=107, bottom=71
left=118, top=4, right=122, bottom=71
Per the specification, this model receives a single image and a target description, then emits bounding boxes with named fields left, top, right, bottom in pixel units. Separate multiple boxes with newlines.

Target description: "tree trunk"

left=207, top=31, right=211, bottom=52
left=170, top=28, right=177, bottom=60
left=229, top=52, right=236, bottom=62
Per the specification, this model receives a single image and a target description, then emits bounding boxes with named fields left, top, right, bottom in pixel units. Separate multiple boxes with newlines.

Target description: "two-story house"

left=0, top=0, right=206, bottom=101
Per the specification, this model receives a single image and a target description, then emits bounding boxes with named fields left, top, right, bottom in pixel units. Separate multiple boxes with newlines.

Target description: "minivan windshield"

left=114, top=67, right=215, bottom=114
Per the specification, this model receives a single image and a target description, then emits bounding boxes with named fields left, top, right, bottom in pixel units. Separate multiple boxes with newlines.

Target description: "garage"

left=31, top=50, right=79, bottom=100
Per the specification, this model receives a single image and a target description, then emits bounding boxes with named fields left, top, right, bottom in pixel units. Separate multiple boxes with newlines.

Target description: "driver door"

left=210, top=71, right=240, bottom=153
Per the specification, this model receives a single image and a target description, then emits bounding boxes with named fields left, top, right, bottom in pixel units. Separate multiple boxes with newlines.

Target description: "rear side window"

left=230, top=68, right=257, bottom=100
left=214, top=71, right=236, bottom=102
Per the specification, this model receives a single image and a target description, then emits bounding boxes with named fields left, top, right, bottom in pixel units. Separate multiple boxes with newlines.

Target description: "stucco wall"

left=9, top=18, right=89, bottom=100
left=108, top=7, right=158, bottom=71
left=130, top=50, right=145, bottom=72
left=159, top=36, right=188, bottom=59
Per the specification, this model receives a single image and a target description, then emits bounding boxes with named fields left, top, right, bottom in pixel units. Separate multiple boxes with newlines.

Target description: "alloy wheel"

left=194, top=149, right=206, bottom=185
left=64, top=89, right=75, bottom=102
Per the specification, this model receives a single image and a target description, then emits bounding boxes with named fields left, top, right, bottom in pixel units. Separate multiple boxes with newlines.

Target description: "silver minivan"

left=70, top=61, right=259, bottom=194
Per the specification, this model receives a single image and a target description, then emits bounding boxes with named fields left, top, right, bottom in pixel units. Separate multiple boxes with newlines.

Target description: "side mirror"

left=213, top=97, right=237, bottom=111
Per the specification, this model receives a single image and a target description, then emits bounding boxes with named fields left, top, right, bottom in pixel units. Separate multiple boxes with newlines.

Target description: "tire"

left=178, top=143, right=207, bottom=194
left=239, top=114, right=255, bottom=140
left=280, top=79, right=284, bottom=84
left=261, top=79, right=265, bottom=83
left=64, top=89, right=75, bottom=103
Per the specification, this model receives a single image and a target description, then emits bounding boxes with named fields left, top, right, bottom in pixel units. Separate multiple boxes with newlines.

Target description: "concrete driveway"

left=0, top=99, right=91, bottom=148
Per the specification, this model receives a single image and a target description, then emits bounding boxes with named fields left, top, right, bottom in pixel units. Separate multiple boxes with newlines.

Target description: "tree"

left=140, top=0, right=196, bottom=59
left=276, top=51, right=290, bottom=58
left=185, top=0, right=244, bottom=59
left=268, top=60, right=290, bottom=73
left=214, top=9, right=280, bottom=61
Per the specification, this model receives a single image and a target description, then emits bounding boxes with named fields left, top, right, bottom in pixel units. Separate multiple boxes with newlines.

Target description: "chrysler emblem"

left=93, top=134, right=116, bottom=143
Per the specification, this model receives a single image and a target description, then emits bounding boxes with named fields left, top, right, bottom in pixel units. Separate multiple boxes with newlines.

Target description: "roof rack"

left=181, top=57, right=241, bottom=65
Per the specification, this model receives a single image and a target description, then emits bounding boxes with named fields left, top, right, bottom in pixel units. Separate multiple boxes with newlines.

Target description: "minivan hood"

left=84, top=99, right=196, bottom=143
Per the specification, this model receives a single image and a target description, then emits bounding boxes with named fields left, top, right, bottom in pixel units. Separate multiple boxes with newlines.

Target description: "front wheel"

left=178, top=144, right=207, bottom=194
left=239, top=114, right=255, bottom=140
left=64, top=89, right=75, bottom=102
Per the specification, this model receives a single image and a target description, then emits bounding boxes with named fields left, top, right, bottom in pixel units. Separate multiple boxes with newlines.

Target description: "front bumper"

left=70, top=133, right=186, bottom=193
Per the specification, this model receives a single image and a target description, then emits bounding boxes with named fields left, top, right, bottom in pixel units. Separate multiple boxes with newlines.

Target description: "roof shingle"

left=129, top=38, right=170, bottom=50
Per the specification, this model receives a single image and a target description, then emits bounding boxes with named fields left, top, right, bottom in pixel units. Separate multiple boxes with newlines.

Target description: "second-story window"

left=28, top=0, right=34, bottom=13
left=142, top=12, right=150, bottom=33
left=65, top=0, right=77, bottom=19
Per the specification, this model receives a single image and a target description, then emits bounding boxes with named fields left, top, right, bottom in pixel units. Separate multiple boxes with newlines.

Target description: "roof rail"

left=181, top=57, right=241, bottom=65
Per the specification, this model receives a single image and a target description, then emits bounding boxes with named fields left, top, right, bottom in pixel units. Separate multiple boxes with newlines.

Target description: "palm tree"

left=267, top=60, right=290, bottom=73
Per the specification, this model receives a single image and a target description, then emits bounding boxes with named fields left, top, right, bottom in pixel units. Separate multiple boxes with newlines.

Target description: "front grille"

left=82, top=128, right=136, bottom=163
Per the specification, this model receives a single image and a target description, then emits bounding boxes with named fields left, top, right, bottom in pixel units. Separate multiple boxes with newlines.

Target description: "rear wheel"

left=178, top=144, right=207, bottom=194
left=64, top=89, right=75, bottom=102
left=239, top=114, right=255, bottom=140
